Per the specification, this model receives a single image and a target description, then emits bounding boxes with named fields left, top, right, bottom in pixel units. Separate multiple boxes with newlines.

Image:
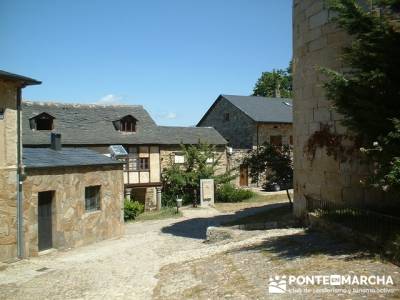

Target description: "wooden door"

left=239, top=165, right=248, bottom=186
left=38, top=191, right=53, bottom=251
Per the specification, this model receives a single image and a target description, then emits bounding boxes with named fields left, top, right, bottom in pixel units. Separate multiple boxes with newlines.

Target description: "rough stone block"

left=206, top=226, right=236, bottom=243
left=309, top=10, right=329, bottom=29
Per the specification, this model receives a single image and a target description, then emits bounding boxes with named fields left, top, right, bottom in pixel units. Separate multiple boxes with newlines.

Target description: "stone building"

left=197, top=94, right=293, bottom=186
left=22, top=102, right=227, bottom=210
left=0, top=70, right=125, bottom=263
left=292, top=0, right=374, bottom=216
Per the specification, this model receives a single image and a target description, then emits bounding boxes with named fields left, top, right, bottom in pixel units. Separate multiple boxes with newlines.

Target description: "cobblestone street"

left=1, top=204, right=399, bottom=299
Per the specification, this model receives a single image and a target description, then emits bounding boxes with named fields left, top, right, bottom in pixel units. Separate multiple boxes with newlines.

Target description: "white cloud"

left=95, top=94, right=122, bottom=105
left=163, top=112, right=177, bottom=119
left=156, top=112, right=177, bottom=120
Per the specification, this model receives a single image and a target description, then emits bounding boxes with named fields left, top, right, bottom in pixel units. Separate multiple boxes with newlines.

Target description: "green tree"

left=161, top=143, right=235, bottom=207
left=322, top=0, right=400, bottom=190
left=243, top=143, right=293, bottom=205
left=252, top=62, right=293, bottom=98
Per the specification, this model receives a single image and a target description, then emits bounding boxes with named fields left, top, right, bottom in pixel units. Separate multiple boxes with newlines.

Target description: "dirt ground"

left=0, top=201, right=399, bottom=300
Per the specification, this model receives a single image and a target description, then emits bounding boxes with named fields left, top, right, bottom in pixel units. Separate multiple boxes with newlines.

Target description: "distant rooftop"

left=23, top=147, right=123, bottom=169
left=0, top=70, right=41, bottom=86
left=22, top=101, right=227, bottom=146
left=198, top=94, right=293, bottom=125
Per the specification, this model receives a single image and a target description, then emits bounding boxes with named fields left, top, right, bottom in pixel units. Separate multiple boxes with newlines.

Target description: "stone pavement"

left=0, top=205, right=399, bottom=299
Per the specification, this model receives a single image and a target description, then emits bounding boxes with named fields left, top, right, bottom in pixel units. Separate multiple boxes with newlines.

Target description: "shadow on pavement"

left=161, top=202, right=288, bottom=240
left=234, top=229, right=374, bottom=260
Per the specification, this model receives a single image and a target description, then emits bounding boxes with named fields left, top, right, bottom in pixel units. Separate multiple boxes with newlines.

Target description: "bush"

left=161, top=142, right=236, bottom=207
left=215, top=183, right=254, bottom=203
left=124, top=199, right=144, bottom=221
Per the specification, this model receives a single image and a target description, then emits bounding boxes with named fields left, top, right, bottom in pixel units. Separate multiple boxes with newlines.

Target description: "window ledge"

left=84, top=210, right=102, bottom=217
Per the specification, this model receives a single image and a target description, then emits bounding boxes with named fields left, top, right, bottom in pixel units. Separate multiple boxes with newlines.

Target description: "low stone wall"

left=22, top=165, right=124, bottom=258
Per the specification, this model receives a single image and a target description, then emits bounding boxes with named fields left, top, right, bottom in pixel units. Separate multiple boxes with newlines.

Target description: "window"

left=30, top=113, right=54, bottom=130
left=174, top=153, right=185, bottom=164
left=124, top=147, right=138, bottom=171
left=114, top=115, right=136, bottom=132
left=0, top=108, right=4, bottom=120
left=270, top=135, right=282, bottom=146
left=125, top=156, right=139, bottom=171
left=139, top=157, right=149, bottom=170
left=85, top=186, right=101, bottom=212
left=289, top=135, right=293, bottom=145
left=223, top=113, right=230, bottom=122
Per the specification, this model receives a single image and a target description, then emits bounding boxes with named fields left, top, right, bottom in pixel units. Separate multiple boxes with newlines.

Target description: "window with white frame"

left=174, top=153, right=185, bottom=164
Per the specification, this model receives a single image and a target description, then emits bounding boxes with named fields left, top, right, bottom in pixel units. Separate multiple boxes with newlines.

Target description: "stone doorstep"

left=0, top=262, right=8, bottom=271
left=38, top=248, right=58, bottom=256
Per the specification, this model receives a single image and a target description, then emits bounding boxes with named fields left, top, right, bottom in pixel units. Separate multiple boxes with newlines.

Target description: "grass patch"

left=214, top=192, right=292, bottom=213
left=223, top=204, right=293, bottom=226
left=134, top=207, right=183, bottom=221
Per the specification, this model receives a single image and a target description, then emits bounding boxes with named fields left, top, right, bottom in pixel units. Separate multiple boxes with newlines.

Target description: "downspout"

left=16, top=87, right=24, bottom=259
left=256, top=123, right=259, bottom=187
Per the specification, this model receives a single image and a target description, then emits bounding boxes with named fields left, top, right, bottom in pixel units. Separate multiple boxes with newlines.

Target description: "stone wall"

left=0, top=80, right=19, bottom=262
left=129, top=186, right=158, bottom=211
left=198, top=97, right=255, bottom=149
left=21, top=165, right=124, bottom=258
left=227, top=149, right=256, bottom=187
left=255, top=123, right=293, bottom=146
left=293, top=0, right=367, bottom=216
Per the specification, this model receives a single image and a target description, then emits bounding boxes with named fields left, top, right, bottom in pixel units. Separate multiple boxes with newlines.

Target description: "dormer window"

left=29, top=112, right=54, bottom=130
left=223, top=113, right=230, bottom=122
left=113, top=115, right=137, bottom=132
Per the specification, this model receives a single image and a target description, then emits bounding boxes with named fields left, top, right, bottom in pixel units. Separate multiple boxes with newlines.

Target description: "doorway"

left=38, top=191, right=53, bottom=251
left=239, top=165, right=248, bottom=186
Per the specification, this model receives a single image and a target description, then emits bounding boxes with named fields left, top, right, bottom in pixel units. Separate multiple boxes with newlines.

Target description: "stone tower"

left=0, top=72, right=40, bottom=261
left=292, top=0, right=370, bottom=216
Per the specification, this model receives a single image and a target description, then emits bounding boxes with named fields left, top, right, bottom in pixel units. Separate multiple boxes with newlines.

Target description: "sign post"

left=200, top=179, right=214, bottom=207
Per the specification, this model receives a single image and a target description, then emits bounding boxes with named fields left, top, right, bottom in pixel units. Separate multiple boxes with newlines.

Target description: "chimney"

left=50, top=133, right=62, bottom=151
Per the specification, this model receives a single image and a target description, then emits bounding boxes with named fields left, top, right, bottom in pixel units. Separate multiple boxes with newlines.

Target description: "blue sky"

left=1, top=0, right=292, bottom=126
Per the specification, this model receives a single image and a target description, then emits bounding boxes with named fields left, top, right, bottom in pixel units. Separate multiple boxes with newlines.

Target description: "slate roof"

left=158, top=126, right=227, bottom=145
left=23, top=147, right=123, bottom=169
left=0, top=70, right=41, bottom=86
left=22, top=101, right=227, bottom=146
left=197, top=94, right=293, bottom=125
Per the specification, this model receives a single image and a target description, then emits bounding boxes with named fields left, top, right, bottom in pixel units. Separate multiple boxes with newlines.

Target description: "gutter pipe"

left=16, top=87, right=24, bottom=259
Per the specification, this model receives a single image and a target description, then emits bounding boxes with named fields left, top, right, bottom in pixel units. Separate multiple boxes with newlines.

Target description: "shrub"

left=124, top=199, right=144, bottom=221
left=161, top=142, right=236, bottom=207
left=215, top=183, right=254, bottom=203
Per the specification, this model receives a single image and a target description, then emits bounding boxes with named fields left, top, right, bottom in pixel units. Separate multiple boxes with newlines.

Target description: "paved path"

left=0, top=205, right=399, bottom=299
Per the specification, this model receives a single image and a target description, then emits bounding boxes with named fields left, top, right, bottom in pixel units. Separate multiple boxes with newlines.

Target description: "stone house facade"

left=292, top=0, right=382, bottom=216
left=0, top=70, right=125, bottom=263
left=22, top=102, right=227, bottom=210
left=22, top=149, right=124, bottom=257
left=197, top=94, right=293, bottom=187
